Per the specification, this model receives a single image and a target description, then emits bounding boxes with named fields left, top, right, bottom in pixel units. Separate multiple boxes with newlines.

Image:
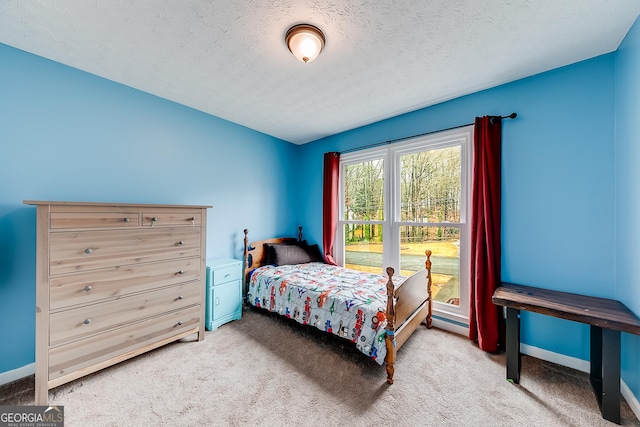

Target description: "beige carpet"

left=1, top=309, right=638, bottom=426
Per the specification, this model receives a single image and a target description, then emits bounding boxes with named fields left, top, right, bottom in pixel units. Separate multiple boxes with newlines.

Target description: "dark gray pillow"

left=304, top=243, right=324, bottom=263
left=273, top=244, right=314, bottom=266
left=263, top=243, right=277, bottom=265
left=264, top=241, right=307, bottom=265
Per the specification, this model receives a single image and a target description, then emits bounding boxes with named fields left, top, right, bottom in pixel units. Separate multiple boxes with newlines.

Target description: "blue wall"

left=299, top=56, right=618, bottom=367
left=0, top=43, right=299, bottom=374
left=615, top=17, right=640, bottom=401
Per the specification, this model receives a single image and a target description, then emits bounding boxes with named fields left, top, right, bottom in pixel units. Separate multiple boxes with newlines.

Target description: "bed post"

left=384, top=267, right=396, bottom=384
left=243, top=229, right=249, bottom=302
left=297, top=226, right=303, bottom=242
left=425, top=250, right=433, bottom=329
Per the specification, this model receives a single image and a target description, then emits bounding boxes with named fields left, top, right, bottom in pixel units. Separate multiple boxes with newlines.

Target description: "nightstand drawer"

left=211, top=264, right=241, bottom=286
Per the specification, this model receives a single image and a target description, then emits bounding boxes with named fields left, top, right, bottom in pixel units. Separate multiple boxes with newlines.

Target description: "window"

left=336, top=127, right=473, bottom=324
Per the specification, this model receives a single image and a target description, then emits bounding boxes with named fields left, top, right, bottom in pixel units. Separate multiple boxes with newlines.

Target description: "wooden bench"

left=492, top=282, right=640, bottom=424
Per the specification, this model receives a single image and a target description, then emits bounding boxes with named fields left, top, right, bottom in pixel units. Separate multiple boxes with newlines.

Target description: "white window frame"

left=336, top=126, right=473, bottom=325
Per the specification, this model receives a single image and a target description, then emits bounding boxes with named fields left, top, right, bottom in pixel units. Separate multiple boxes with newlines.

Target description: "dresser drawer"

left=210, top=264, right=242, bottom=286
left=50, top=282, right=200, bottom=345
left=50, top=257, right=201, bottom=310
left=50, top=212, right=140, bottom=229
left=48, top=305, right=200, bottom=382
left=142, top=212, right=202, bottom=227
left=49, top=227, right=201, bottom=275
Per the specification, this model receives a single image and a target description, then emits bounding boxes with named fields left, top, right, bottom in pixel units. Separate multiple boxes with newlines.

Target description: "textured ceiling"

left=1, top=1, right=639, bottom=144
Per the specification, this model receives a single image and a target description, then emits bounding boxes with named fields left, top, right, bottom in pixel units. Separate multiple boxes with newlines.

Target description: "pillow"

left=273, top=244, right=316, bottom=266
left=263, top=242, right=292, bottom=265
left=263, top=241, right=307, bottom=265
left=263, top=243, right=276, bottom=265
left=304, top=243, right=324, bottom=263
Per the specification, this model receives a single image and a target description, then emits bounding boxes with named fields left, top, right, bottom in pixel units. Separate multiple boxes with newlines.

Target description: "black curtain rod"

left=338, top=112, right=517, bottom=155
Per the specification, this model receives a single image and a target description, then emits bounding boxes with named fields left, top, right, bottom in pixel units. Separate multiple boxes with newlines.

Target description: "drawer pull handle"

left=177, top=240, right=184, bottom=246
left=178, top=270, right=185, bottom=275
left=224, top=273, right=230, bottom=278
left=151, top=217, right=158, bottom=226
left=83, top=318, right=92, bottom=325
left=189, top=217, right=195, bottom=225
left=83, top=285, right=92, bottom=292
left=84, top=248, right=93, bottom=254
left=122, top=217, right=130, bottom=223
left=176, top=321, right=183, bottom=326
left=177, top=295, right=184, bottom=300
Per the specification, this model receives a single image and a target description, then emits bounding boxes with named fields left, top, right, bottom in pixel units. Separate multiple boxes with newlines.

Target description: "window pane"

left=344, top=224, right=383, bottom=273
left=344, top=159, right=384, bottom=221
left=399, top=225, right=460, bottom=306
left=400, top=146, right=461, bottom=223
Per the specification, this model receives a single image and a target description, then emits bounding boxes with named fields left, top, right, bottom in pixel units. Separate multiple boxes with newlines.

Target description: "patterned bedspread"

left=247, top=262, right=406, bottom=365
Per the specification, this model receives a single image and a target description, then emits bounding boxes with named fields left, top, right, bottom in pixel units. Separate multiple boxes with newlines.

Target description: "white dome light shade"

left=286, top=24, right=325, bottom=63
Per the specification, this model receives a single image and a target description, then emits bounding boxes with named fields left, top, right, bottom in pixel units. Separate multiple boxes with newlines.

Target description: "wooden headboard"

left=242, top=227, right=303, bottom=296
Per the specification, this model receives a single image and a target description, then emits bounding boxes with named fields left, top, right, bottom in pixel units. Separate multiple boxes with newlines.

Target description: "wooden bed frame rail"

left=242, top=227, right=432, bottom=384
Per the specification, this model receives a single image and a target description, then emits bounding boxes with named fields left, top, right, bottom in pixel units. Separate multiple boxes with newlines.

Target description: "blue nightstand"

left=205, top=258, right=243, bottom=331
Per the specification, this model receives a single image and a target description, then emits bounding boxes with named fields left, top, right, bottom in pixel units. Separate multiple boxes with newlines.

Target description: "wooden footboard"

left=384, top=250, right=433, bottom=384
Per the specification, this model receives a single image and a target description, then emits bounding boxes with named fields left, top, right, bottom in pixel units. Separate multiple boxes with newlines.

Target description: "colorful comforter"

left=247, top=262, right=406, bottom=365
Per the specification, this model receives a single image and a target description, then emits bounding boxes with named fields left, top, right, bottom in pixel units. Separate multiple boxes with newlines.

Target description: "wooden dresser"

left=24, top=201, right=210, bottom=404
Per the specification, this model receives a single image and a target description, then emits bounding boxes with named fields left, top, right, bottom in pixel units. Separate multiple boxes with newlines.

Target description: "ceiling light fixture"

left=285, top=24, right=325, bottom=63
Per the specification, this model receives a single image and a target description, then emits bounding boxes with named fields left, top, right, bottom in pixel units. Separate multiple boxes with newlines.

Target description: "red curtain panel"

left=469, top=116, right=505, bottom=352
left=322, top=152, right=340, bottom=265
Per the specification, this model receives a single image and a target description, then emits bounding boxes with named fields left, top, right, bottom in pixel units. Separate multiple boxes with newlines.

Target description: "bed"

left=242, top=228, right=433, bottom=384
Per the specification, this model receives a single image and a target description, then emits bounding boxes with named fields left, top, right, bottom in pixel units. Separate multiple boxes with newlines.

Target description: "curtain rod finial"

left=490, top=112, right=518, bottom=124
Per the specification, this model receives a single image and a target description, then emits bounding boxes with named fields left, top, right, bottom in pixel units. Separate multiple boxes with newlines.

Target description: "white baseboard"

left=0, top=363, right=34, bottom=387
left=622, top=380, right=640, bottom=421
left=431, top=317, right=468, bottom=336
left=521, top=343, right=640, bottom=422
left=520, top=343, right=590, bottom=372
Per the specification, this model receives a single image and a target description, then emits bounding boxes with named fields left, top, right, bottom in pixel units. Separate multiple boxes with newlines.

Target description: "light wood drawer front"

left=49, top=227, right=201, bottom=275
left=142, top=212, right=202, bottom=227
left=50, top=212, right=140, bottom=229
left=48, top=306, right=200, bottom=381
left=50, top=257, right=201, bottom=310
left=49, top=282, right=200, bottom=345
left=212, top=265, right=242, bottom=286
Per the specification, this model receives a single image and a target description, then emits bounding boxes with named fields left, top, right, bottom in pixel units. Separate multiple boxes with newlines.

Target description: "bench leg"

left=590, top=326, right=602, bottom=385
left=602, top=328, right=621, bottom=424
left=506, top=307, right=521, bottom=384
left=590, top=325, right=621, bottom=424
